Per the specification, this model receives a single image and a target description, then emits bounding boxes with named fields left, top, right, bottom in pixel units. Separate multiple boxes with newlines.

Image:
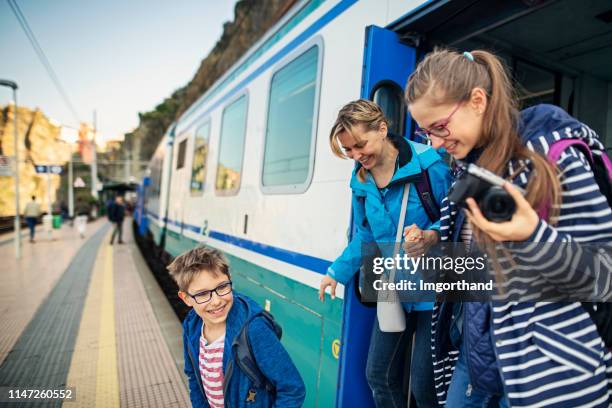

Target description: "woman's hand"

left=402, top=224, right=439, bottom=257
left=319, top=275, right=338, bottom=301
left=464, top=182, right=539, bottom=242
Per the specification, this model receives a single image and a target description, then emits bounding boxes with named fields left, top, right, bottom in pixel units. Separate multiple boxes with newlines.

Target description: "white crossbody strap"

left=388, top=184, right=410, bottom=283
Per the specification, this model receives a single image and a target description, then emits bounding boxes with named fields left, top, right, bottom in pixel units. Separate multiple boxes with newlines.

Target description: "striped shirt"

left=432, top=116, right=612, bottom=407
left=199, top=329, right=225, bottom=408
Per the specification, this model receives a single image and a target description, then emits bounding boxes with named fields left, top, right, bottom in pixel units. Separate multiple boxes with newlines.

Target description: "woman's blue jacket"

left=327, top=136, right=452, bottom=311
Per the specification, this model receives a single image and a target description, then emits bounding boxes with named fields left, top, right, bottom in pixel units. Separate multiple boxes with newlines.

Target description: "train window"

left=514, top=60, right=558, bottom=108
left=372, top=82, right=405, bottom=136
left=190, top=121, right=210, bottom=195
left=176, top=138, right=187, bottom=169
left=262, top=45, right=320, bottom=192
left=215, top=94, right=248, bottom=195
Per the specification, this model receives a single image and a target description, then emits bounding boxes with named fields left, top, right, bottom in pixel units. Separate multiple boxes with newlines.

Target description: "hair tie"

left=463, top=51, right=474, bottom=61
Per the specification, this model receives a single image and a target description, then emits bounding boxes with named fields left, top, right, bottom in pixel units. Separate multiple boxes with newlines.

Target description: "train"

left=133, top=0, right=612, bottom=406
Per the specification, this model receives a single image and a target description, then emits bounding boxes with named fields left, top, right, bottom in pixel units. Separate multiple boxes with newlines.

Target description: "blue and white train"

left=134, top=0, right=612, bottom=405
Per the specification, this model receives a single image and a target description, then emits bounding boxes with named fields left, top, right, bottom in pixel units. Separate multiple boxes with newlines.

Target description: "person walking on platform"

left=405, top=49, right=612, bottom=407
left=319, top=100, right=451, bottom=407
left=74, top=200, right=88, bottom=239
left=23, top=195, right=41, bottom=243
left=108, top=195, right=125, bottom=245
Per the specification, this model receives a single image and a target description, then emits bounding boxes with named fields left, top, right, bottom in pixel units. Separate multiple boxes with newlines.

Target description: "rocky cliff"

left=0, top=105, right=71, bottom=216
left=121, top=0, right=296, bottom=169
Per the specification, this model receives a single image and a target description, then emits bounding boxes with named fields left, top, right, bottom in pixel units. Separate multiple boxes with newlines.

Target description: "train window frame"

left=512, top=58, right=561, bottom=109
left=176, top=137, right=187, bottom=170
left=214, top=91, right=249, bottom=197
left=369, top=80, right=406, bottom=137
left=189, top=119, right=211, bottom=196
left=259, top=37, right=323, bottom=195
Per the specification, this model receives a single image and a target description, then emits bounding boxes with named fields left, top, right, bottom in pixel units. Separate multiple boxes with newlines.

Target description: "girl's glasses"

left=414, top=102, right=463, bottom=140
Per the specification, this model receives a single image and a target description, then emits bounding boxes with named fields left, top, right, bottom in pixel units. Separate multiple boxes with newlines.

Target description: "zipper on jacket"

left=489, top=302, right=509, bottom=400
left=222, top=360, right=234, bottom=407
left=462, top=305, right=478, bottom=396
left=187, top=340, right=207, bottom=401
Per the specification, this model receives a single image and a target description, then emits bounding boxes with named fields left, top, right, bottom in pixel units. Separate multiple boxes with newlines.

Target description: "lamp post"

left=0, top=79, right=21, bottom=259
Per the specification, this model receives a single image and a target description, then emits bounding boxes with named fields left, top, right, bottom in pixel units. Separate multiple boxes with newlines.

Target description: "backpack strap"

left=540, top=139, right=612, bottom=220
left=415, top=169, right=441, bottom=222
left=548, top=139, right=594, bottom=165
left=546, top=138, right=612, bottom=181
left=232, top=308, right=282, bottom=394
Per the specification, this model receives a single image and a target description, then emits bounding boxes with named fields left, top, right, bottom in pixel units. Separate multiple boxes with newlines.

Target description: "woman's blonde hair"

left=329, top=99, right=390, bottom=181
left=405, top=48, right=561, bottom=224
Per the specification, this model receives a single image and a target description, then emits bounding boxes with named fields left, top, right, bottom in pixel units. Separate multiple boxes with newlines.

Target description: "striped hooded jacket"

left=431, top=105, right=612, bottom=407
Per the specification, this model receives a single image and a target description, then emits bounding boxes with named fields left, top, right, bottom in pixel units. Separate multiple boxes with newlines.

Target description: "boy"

left=168, top=247, right=306, bottom=408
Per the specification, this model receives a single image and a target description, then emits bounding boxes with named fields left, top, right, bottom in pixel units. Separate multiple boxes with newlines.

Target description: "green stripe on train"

left=149, top=221, right=163, bottom=246
left=164, top=230, right=343, bottom=407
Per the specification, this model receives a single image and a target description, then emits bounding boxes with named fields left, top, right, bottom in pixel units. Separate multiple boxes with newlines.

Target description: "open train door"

left=336, top=25, right=417, bottom=407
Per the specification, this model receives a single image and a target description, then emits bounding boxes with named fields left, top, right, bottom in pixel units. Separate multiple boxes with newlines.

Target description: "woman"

left=405, top=49, right=612, bottom=407
left=318, top=99, right=451, bottom=407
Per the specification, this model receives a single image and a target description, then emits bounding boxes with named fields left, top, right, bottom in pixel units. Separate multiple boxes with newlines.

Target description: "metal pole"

left=124, top=150, right=130, bottom=182
left=68, top=152, right=74, bottom=218
left=12, top=88, right=21, bottom=259
left=91, top=110, right=98, bottom=199
left=46, top=170, right=52, bottom=214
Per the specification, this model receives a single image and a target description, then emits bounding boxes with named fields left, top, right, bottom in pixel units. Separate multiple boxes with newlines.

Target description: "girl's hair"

left=405, top=48, right=561, bottom=224
left=329, top=99, right=390, bottom=182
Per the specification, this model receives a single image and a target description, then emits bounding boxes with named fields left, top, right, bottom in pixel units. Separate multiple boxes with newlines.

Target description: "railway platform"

left=0, top=218, right=190, bottom=407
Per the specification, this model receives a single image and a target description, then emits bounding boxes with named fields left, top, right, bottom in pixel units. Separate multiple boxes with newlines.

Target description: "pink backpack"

left=538, top=139, right=612, bottom=221
left=538, top=138, right=612, bottom=349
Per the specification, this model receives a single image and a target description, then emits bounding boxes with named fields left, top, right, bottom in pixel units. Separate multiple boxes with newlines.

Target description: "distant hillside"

left=122, top=0, right=296, bottom=172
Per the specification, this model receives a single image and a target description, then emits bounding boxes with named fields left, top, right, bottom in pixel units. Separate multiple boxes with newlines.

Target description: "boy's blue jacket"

left=182, top=293, right=306, bottom=407
left=327, top=136, right=452, bottom=311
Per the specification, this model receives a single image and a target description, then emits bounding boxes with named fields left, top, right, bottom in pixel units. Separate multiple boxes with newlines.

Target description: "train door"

left=170, top=135, right=189, bottom=235
left=337, top=25, right=417, bottom=408
left=390, top=0, right=612, bottom=152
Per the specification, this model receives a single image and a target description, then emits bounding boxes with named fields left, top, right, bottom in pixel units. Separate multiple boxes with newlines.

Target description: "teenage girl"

left=405, top=49, right=612, bottom=407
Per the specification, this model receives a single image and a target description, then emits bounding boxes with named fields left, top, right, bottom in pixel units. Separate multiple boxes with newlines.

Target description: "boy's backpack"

left=542, top=138, right=612, bottom=348
left=231, top=299, right=283, bottom=393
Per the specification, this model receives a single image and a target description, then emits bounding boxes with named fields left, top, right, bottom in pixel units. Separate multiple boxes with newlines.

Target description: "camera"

left=448, top=164, right=525, bottom=222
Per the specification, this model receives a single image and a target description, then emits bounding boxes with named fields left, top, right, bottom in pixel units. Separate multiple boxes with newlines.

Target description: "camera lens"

left=480, top=186, right=515, bottom=222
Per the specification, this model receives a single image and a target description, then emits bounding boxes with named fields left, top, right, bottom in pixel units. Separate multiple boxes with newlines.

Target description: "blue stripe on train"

left=208, top=230, right=331, bottom=274
left=144, top=210, right=331, bottom=274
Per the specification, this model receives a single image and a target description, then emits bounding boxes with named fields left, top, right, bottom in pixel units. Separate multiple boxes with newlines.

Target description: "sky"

left=0, top=0, right=238, bottom=143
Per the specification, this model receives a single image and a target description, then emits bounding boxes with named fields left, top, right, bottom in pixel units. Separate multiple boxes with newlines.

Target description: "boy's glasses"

left=186, top=280, right=233, bottom=304
left=414, top=102, right=463, bottom=141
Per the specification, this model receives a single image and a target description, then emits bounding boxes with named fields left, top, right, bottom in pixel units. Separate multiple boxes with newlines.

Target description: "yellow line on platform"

left=63, top=236, right=106, bottom=407
left=63, top=237, right=119, bottom=407
left=95, top=244, right=120, bottom=407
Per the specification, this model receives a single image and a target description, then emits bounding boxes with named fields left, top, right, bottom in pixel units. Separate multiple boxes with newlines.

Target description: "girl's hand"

left=319, top=275, right=338, bottom=301
left=402, top=224, right=439, bottom=257
left=464, top=182, right=539, bottom=242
